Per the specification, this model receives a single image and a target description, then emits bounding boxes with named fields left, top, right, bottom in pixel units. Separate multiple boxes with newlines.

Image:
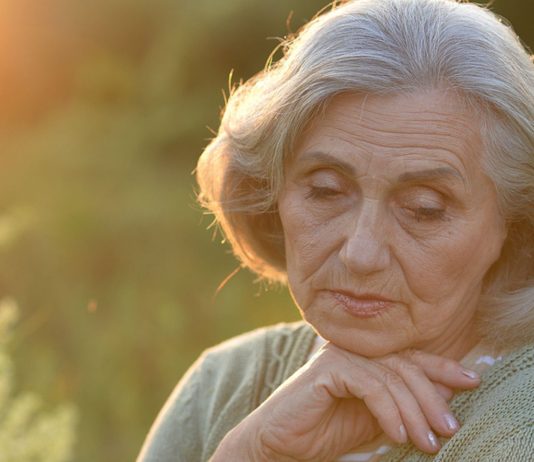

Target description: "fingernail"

left=461, top=368, right=479, bottom=380
left=399, top=424, right=407, bottom=443
left=428, top=431, right=440, bottom=450
left=444, top=413, right=460, bottom=432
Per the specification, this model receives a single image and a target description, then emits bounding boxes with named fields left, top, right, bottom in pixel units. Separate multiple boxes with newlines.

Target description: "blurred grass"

left=0, top=0, right=530, bottom=460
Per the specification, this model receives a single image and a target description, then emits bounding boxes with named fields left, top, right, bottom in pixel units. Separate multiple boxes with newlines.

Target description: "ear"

left=486, top=213, right=508, bottom=269
left=499, top=216, right=508, bottom=246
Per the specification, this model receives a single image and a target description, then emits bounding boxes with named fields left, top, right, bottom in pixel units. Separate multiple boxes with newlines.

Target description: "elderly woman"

left=138, top=0, right=534, bottom=460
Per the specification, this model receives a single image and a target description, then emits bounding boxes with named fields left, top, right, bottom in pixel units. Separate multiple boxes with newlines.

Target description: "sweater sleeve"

left=136, top=353, right=207, bottom=462
left=136, top=326, right=273, bottom=462
left=136, top=322, right=315, bottom=462
left=483, top=427, right=534, bottom=461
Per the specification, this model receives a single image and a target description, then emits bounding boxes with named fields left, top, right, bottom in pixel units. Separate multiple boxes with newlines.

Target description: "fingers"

left=343, top=347, right=479, bottom=454
left=327, top=350, right=440, bottom=452
left=313, top=353, right=407, bottom=445
left=357, top=380, right=408, bottom=445
left=363, top=371, right=439, bottom=451
left=313, top=345, right=480, bottom=455
left=373, top=350, right=481, bottom=452
left=353, top=359, right=443, bottom=453
left=377, top=358, right=458, bottom=452
left=403, top=349, right=480, bottom=389
left=434, top=383, right=454, bottom=401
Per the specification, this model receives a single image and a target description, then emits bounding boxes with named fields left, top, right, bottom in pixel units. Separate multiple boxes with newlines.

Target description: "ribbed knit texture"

left=137, top=321, right=533, bottom=462
left=382, top=342, right=534, bottom=461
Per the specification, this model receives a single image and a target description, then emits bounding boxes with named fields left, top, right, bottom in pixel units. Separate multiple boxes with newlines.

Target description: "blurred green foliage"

left=0, top=1, right=530, bottom=460
left=0, top=298, right=76, bottom=462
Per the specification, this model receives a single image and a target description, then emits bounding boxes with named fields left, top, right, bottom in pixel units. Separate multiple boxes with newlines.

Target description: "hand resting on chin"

left=211, top=343, right=480, bottom=462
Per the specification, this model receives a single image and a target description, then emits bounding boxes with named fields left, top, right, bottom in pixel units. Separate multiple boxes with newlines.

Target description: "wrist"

left=211, top=420, right=292, bottom=462
left=210, top=423, right=265, bottom=462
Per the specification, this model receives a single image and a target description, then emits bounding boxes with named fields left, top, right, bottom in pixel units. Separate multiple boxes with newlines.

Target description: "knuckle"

left=313, top=343, right=343, bottom=365
left=362, top=377, right=388, bottom=398
left=404, top=348, right=423, bottom=362
left=431, top=355, right=457, bottom=374
left=398, top=360, right=422, bottom=376
left=382, top=370, right=404, bottom=387
left=379, top=354, right=422, bottom=376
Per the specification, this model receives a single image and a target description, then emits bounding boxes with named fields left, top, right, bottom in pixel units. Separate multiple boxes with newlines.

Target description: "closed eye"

left=408, top=207, right=446, bottom=222
left=305, top=186, right=342, bottom=200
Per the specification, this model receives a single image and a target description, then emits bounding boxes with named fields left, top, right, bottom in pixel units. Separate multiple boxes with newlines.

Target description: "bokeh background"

left=0, top=1, right=531, bottom=461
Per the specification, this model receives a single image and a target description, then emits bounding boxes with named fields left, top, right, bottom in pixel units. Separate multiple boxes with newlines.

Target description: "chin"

left=299, top=295, right=412, bottom=357
left=334, top=333, right=403, bottom=358
left=306, top=315, right=409, bottom=358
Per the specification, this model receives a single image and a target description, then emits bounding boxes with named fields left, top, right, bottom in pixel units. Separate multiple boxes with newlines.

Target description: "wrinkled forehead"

left=291, top=90, right=485, bottom=182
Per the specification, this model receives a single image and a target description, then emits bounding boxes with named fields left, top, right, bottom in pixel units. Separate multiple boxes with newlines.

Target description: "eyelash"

left=305, top=186, right=341, bottom=200
left=306, top=183, right=448, bottom=223
left=307, top=188, right=446, bottom=221
left=409, top=207, right=446, bottom=222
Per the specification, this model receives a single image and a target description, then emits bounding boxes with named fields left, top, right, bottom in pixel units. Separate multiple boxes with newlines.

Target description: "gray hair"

left=196, top=0, right=534, bottom=347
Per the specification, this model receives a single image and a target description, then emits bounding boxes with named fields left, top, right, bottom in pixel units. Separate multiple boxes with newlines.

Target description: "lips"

left=329, top=290, right=395, bottom=318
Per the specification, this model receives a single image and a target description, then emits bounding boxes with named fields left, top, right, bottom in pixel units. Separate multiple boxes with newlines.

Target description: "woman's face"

left=278, top=91, right=507, bottom=359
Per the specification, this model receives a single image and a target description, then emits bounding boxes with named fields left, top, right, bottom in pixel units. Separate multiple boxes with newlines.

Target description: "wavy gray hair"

left=196, top=0, right=534, bottom=347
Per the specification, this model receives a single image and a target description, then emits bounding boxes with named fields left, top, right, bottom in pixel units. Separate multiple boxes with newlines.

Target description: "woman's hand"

left=211, top=343, right=480, bottom=462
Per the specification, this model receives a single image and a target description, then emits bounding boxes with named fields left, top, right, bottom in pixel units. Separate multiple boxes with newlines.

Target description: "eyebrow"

left=298, top=152, right=356, bottom=175
left=397, top=167, right=463, bottom=183
left=299, top=151, right=464, bottom=184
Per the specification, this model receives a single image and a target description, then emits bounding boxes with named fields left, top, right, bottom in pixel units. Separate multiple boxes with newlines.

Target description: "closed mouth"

left=328, top=289, right=395, bottom=317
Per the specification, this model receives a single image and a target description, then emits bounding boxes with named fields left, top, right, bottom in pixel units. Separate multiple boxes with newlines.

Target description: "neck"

left=421, top=316, right=482, bottom=361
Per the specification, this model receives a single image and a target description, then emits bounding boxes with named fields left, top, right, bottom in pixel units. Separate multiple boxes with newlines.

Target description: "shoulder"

left=198, top=321, right=316, bottom=459
left=441, top=342, right=534, bottom=460
left=195, top=320, right=316, bottom=416
left=200, top=320, right=315, bottom=374
left=202, top=320, right=313, bottom=356
left=137, top=321, right=316, bottom=462
left=458, top=341, right=534, bottom=417
left=383, top=344, right=534, bottom=462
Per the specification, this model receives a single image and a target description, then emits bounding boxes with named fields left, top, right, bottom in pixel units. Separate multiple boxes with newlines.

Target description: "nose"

left=339, top=199, right=391, bottom=275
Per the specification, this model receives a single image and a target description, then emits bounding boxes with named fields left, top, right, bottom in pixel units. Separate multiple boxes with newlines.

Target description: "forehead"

left=293, top=90, right=484, bottom=180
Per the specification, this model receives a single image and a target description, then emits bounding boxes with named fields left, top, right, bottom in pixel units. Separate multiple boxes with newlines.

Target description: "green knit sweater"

left=137, top=322, right=534, bottom=461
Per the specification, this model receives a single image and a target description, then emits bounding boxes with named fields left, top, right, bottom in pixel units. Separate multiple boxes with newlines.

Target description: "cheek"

left=279, top=194, right=345, bottom=294
left=400, top=215, right=504, bottom=304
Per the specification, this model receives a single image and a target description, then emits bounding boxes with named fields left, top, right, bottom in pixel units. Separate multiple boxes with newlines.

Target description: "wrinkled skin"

left=214, top=345, right=481, bottom=461
left=279, top=90, right=506, bottom=359
left=212, top=90, right=507, bottom=461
